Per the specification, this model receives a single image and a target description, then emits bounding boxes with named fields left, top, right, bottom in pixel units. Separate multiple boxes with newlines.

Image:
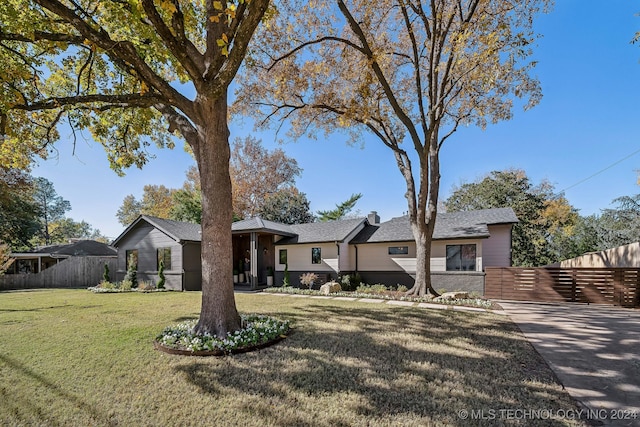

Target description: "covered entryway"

left=231, top=217, right=296, bottom=290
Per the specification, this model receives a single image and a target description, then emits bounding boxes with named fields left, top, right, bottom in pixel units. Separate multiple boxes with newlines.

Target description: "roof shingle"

left=351, top=208, right=518, bottom=244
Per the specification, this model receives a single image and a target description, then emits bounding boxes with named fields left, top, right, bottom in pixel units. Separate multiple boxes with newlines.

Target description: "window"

left=125, top=249, right=138, bottom=270
left=279, top=249, right=287, bottom=265
left=388, top=246, right=409, bottom=255
left=311, top=247, right=322, bottom=264
left=446, top=244, right=476, bottom=271
left=157, top=247, right=172, bottom=270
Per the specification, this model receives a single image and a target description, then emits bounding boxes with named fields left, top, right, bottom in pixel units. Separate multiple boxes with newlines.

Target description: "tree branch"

left=34, top=0, right=195, bottom=118
left=140, top=0, right=204, bottom=83
left=203, top=0, right=269, bottom=96
left=268, top=36, right=365, bottom=71
left=337, top=0, right=424, bottom=157
left=11, top=93, right=165, bottom=111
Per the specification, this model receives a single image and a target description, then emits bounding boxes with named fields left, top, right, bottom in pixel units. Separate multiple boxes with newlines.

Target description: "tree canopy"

left=230, top=135, right=302, bottom=218
left=0, top=168, right=41, bottom=249
left=444, top=169, right=580, bottom=266
left=317, top=193, right=362, bottom=222
left=1, top=0, right=270, bottom=336
left=238, top=0, right=551, bottom=295
left=115, top=135, right=303, bottom=226
left=259, top=186, right=314, bottom=224
left=33, top=177, right=71, bottom=245
left=116, top=185, right=177, bottom=226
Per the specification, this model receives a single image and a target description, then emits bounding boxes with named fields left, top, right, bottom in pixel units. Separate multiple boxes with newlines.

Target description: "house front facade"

left=112, top=208, right=517, bottom=294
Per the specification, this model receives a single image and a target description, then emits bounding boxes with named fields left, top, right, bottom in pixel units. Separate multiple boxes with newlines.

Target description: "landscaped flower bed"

left=263, top=286, right=495, bottom=309
left=87, top=280, right=167, bottom=293
left=155, top=314, right=291, bottom=356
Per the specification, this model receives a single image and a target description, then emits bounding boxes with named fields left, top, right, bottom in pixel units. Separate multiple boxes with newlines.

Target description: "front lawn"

left=0, top=290, right=585, bottom=426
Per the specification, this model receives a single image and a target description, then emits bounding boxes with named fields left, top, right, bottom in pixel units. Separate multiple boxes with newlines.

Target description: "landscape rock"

left=320, top=282, right=342, bottom=295
left=435, top=291, right=470, bottom=301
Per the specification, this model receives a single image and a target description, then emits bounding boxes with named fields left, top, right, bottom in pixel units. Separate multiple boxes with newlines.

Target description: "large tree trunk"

left=192, top=90, right=241, bottom=337
left=407, top=218, right=440, bottom=297
left=406, top=137, right=441, bottom=298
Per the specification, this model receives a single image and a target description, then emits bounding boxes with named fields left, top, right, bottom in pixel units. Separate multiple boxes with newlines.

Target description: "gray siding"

left=115, top=223, right=185, bottom=290
left=183, top=242, right=202, bottom=291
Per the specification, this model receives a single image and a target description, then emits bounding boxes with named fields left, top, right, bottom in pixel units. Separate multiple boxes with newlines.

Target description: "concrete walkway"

left=499, top=301, right=640, bottom=427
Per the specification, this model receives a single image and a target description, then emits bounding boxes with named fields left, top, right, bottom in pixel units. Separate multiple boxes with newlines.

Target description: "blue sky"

left=34, top=0, right=640, bottom=240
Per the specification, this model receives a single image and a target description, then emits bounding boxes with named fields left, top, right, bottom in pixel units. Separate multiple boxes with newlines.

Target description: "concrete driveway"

left=499, top=301, right=640, bottom=427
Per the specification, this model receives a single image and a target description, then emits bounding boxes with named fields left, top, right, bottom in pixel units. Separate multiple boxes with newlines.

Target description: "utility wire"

left=561, top=146, right=640, bottom=192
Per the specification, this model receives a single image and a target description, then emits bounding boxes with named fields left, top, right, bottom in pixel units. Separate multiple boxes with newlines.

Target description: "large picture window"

left=388, top=246, right=409, bottom=255
left=157, top=247, right=172, bottom=270
left=125, top=249, right=138, bottom=270
left=279, top=249, right=287, bottom=265
left=311, top=247, right=322, bottom=264
left=446, top=244, right=476, bottom=271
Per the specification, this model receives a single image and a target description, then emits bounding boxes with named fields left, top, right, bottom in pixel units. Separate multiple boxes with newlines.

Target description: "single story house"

left=6, top=240, right=117, bottom=274
left=1, top=240, right=117, bottom=290
left=112, top=208, right=517, bottom=294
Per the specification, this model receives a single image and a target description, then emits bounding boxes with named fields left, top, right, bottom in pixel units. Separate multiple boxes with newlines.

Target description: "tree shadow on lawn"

left=0, top=353, right=111, bottom=426
left=175, top=305, right=586, bottom=426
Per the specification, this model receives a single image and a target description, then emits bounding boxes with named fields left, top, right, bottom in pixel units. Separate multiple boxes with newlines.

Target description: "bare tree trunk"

left=407, top=219, right=440, bottom=297
left=406, top=136, right=441, bottom=298
left=192, top=90, right=241, bottom=337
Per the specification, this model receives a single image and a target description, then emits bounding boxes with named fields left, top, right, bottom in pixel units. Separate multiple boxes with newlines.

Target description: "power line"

left=561, top=146, right=640, bottom=192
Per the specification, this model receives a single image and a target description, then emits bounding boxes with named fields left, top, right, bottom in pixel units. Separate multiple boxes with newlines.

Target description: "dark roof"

left=113, top=215, right=299, bottom=247
left=21, top=240, right=116, bottom=257
left=232, top=217, right=297, bottom=236
left=276, top=218, right=367, bottom=245
left=112, top=215, right=202, bottom=246
left=351, top=207, right=518, bottom=244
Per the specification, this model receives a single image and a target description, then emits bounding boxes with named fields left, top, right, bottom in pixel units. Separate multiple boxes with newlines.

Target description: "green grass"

left=0, top=289, right=586, bottom=426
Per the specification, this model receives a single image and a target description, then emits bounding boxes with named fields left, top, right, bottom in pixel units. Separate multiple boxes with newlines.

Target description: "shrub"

left=138, top=281, right=155, bottom=291
left=103, top=264, right=110, bottom=282
left=356, top=284, right=388, bottom=294
left=98, top=280, right=116, bottom=289
left=120, top=280, right=133, bottom=291
left=123, top=253, right=138, bottom=288
left=283, top=263, right=290, bottom=287
left=157, top=260, right=165, bottom=289
left=396, top=285, right=408, bottom=293
left=339, top=273, right=365, bottom=292
left=299, top=272, right=318, bottom=289
left=352, top=272, right=363, bottom=285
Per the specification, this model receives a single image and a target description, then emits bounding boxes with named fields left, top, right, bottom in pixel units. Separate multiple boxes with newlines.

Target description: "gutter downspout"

left=335, top=241, right=340, bottom=277
left=354, top=245, right=358, bottom=273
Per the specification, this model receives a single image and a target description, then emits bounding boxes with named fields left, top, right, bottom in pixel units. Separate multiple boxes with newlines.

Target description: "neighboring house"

left=558, top=242, right=640, bottom=268
left=6, top=240, right=117, bottom=274
left=1, top=240, right=117, bottom=290
left=113, top=208, right=517, bottom=294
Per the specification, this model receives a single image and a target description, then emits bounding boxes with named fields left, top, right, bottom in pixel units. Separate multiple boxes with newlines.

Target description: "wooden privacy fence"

left=485, top=267, right=640, bottom=307
left=0, top=256, right=117, bottom=291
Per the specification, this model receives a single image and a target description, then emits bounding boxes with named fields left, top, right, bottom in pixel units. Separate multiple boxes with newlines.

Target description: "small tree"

left=157, top=259, right=166, bottom=289
left=103, top=263, right=110, bottom=283
left=283, top=263, right=290, bottom=287
left=124, top=253, right=138, bottom=289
